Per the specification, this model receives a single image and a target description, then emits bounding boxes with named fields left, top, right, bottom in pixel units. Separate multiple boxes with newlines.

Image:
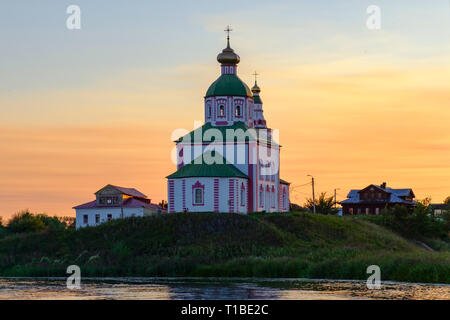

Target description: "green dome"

left=205, top=74, right=252, bottom=98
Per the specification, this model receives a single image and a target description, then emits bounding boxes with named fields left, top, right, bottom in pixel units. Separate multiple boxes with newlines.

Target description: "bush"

left=380, top=202, right=447, bottom=239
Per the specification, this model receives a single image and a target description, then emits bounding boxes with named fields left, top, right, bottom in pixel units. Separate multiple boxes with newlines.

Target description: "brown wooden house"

left=340, top=182, right=416, bottom=215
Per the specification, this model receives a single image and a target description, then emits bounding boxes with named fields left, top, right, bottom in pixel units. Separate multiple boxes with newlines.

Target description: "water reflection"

left=0, top=278, right=448, bottom=300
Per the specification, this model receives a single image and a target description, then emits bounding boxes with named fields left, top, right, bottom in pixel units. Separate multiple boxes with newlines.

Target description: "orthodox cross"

left=253, top=71, right=259, bottom=84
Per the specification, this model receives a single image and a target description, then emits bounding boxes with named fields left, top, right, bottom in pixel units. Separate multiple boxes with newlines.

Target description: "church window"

left=235, top=106, right=241, bottom=117
left=219, top=105, right=225, bottom=117
left=271, top=186, right=276, bottom=207
left=192, top=181, right=205, bottom=206
left=194, top=188, right=203, bottom=205
left=240, top=183, right=245, bottom=206
left=259, top=185, right=264, bottom=207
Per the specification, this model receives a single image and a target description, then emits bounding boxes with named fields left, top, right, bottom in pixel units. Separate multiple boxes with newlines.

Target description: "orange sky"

left=1, top=58, right=450, bottom=219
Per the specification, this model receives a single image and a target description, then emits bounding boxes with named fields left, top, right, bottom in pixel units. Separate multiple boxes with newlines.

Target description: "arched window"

left=235, top=106, right=241, bottom=117
left=219, top=105, right=225, bottom=117
left=259, top=185, right=264, bottom=207
left=271, top=186, right=276, bottom=208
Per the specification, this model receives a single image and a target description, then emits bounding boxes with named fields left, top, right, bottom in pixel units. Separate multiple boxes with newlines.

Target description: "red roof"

left=73, top=197, right=163, bottom=211
left=95, top=184, right=147, bottom=198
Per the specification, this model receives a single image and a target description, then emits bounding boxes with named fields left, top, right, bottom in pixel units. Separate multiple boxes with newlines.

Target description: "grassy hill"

left=0, top=212, right=449, bottom=283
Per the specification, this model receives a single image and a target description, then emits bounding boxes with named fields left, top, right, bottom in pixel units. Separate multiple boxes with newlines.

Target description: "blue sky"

left=1, top=0, right=449, bottom=95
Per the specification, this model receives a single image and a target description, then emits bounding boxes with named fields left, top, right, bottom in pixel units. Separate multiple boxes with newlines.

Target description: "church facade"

left=166, top=32, right=290, bottom=213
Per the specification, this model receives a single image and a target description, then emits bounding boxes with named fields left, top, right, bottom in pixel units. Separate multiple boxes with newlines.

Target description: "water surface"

left=0, top=277, right=448, bottom=300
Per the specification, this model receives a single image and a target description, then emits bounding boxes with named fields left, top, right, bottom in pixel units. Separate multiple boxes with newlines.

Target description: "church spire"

left=217, top=25, right=240, bottom=69
left=251, top=71, right=261, bottom=94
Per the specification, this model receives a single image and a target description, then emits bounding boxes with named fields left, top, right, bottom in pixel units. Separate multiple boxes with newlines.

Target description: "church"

left=166, top=28, right=290, bottom=214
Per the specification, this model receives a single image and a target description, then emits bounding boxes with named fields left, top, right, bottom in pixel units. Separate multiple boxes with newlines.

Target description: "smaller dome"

left=251, top=82, right=261, bottom=94
left=217, top=43, right=240, bottom=65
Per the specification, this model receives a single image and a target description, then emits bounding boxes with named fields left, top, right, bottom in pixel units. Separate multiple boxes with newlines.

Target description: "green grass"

left=0, top=212, right=448, bottom=283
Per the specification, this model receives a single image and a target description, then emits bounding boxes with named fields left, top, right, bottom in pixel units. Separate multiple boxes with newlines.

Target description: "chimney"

left=381, top=182, right=387, bottom=189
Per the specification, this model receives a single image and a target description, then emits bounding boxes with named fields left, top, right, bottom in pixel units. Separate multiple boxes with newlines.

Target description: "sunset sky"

left=1, top=1, right=450, bottom=219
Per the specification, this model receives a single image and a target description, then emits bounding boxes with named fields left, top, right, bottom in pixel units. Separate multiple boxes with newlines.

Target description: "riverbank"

left=0, top=212, right=449, bottom=283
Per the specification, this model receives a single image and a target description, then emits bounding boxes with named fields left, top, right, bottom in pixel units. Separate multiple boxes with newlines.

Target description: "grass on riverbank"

left=0, top=212, right=449, bottom=283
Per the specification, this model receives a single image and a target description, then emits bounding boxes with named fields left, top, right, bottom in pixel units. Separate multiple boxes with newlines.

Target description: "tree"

left=7, top=210, right=46, bottom=233
left=7, top=210, right=67, bottom=233
left=304, top=192, right=339, bottom=215
left=444, top=196, right=450, bottom=205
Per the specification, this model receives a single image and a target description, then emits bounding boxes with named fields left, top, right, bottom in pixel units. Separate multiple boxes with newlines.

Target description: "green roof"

left=175, top=122, right=252, bottom=143
left=174, top=122, right=279, bottom=146
left=253, top=95, right=262, bottom=104
left=166, top=152, right=248, bottom=179
left=205, top=74, right=252, bottom=98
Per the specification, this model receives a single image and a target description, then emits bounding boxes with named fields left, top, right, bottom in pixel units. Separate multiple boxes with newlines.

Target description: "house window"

left=95, top=214, right=100, bottom=224
left=365, top=208, right=370, bottom=215
left=357, top=208, right=361, bottom=215
left=107, top=214, right=112, bottom=221
left=375, top=208, right=380, bottom=215
left=240, top=184, right=245, bottom=206
left=349, top=208, right=354, bottom=215
left=83, top=214, right=88, bottom=224
left=219, top=105, right=225, bottom=117
left=235, top=106, right=241, bottom=117
left=377, top=192, right=382, bottom=199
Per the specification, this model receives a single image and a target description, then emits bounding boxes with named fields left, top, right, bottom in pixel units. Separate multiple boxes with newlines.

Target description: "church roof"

left=205, top=74, right=252, bottom=98
left=166, top=151, right=248, bottom=179
left=174, top=122, right=279, bottom=146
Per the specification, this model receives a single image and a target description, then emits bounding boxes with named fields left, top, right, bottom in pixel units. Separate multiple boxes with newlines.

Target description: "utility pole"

left=307, top=175, right=316, bottom=214
left=334, top=188, right=340, bottom=209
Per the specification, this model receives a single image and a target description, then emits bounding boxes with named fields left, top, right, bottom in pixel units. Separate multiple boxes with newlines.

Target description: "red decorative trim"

left=228, top=179, right=235, bottom=213
left=240, top=182, right=246, bottom=207
left=214, top=178, right=219, bottom=212
left=168, top=180, right=175, bottom=213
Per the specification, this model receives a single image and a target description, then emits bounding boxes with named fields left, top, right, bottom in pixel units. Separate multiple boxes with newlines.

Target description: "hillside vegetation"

left=0, top=212, right=449, bottom=283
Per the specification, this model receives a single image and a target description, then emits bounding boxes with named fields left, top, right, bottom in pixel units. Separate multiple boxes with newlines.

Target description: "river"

left=0, top=277, right=448, bottom=300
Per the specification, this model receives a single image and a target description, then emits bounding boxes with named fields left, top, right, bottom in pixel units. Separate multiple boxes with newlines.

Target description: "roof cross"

left=224, top=25, right=233, bottom=46
left=253, top=71, right=259, bottom=84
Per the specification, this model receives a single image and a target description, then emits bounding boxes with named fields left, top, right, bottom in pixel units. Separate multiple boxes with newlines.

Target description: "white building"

left=73, top=184, right=163, bottom=229
left=166, top=32, right=290, bottom=213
